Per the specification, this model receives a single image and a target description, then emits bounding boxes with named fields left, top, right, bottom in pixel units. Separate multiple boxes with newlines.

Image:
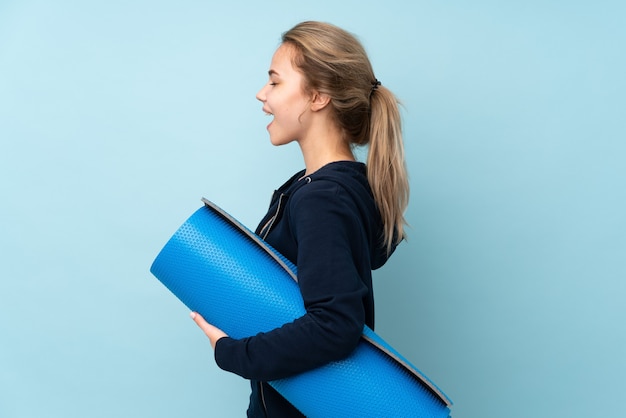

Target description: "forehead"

left=269, top=43, right=298, bottom=75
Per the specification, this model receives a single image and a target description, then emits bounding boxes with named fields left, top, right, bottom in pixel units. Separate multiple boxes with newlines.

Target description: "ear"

left=309, top=91, right=331, bottom=112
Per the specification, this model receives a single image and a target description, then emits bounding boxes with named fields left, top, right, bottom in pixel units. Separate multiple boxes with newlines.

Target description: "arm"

left=210, top=182, right=369, bottom=381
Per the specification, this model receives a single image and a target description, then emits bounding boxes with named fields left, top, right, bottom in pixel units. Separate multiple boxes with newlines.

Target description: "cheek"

left=273, top=87, right=302, bottom=110
left=266, top=94, right=282, bottom=114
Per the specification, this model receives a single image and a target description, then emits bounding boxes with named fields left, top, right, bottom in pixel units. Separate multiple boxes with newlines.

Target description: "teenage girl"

left=190, top=21, right=409, bottom=417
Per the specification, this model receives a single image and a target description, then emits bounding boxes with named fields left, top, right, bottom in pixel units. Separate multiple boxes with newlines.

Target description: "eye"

left=269, top=82, right=277, bottom=86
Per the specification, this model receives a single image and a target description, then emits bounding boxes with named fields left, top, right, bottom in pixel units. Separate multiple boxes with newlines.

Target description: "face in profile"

left=256, top=44, right=313, bottom=146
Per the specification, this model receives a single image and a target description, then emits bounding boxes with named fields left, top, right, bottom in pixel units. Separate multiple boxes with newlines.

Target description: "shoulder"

left=284, top=161, right=374, bottom=226
left=287, top=178, right=364, bottom=231
left=290, top=161, right=368, bottom=203
left=288, top=179, right=346, bottom=218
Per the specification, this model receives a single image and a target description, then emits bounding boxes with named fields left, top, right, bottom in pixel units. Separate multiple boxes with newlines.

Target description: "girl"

left=191, top=21, right=409, bottom=417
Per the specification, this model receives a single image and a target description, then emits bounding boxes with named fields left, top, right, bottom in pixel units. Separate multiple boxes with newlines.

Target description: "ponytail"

left=368, top=85, right=409, bottom=253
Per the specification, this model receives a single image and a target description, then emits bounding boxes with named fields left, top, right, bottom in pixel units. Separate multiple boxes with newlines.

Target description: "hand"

left=190, top=312, right=228, bottom=349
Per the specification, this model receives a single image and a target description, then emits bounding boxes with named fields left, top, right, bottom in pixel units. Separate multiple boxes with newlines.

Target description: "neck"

left=294, top=104, right=355, bottom=175
left=298, top=127, right=355, bottom=175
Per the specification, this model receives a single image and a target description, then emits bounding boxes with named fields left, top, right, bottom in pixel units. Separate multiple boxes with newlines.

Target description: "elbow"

left=307, top=292, right=368, bottom=362
left=327, top=316, right=364, bottom=360
left=338, top=334, right=363, bottom=360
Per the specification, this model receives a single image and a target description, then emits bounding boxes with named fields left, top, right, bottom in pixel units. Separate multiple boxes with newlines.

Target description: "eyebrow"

left=268, top=69, right=279, bottom=77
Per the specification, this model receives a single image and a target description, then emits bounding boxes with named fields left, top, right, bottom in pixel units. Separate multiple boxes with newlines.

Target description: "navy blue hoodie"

left=214, top=161, right=395, bottom=417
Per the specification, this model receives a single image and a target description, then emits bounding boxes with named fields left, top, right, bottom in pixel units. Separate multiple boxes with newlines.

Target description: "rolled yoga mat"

left=150, top=198, right=452, bottom=418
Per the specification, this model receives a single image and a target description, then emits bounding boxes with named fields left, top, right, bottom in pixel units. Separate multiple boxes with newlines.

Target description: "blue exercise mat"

left=150, top=198, right=452, bottom=417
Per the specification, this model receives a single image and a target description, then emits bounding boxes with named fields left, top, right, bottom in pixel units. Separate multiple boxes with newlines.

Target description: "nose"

left=256, top=84, right=267, bottom=102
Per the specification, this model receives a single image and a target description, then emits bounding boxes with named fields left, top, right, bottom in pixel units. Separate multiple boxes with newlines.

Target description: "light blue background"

left=1, top=1, right=624, bottom=417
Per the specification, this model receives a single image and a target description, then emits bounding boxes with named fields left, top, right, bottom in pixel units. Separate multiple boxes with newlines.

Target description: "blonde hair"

left=282, top=21, right=409, bottom=253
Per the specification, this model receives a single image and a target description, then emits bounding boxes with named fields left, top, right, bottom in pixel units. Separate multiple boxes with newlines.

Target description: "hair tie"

left=371, top=79, right=381, bottom=92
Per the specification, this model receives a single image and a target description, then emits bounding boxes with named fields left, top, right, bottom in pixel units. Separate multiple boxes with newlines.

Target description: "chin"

left=269, top=136, right=295, bottom=147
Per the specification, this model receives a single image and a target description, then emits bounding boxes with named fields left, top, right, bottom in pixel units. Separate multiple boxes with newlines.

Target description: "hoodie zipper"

left=259, top=381, right=268, bottom=414
left=257, top=192, right=285, bottom=416
left=259, top=193, right=286, bottom=240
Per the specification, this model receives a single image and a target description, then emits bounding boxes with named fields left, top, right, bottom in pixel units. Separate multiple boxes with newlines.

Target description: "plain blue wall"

left=1, top=1, right=624, bottom=417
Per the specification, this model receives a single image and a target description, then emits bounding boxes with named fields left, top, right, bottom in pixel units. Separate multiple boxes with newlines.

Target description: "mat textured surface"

left=150, top=199, right=452, bottom=417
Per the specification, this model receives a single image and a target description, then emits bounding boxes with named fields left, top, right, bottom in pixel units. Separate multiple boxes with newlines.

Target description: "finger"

left=190, top=312, right=228, bottom=349
left=190, top=311, right=210, bottom=332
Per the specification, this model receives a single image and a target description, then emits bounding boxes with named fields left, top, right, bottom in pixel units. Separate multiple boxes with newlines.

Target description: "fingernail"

left=190, top=312, right=197, bottom=319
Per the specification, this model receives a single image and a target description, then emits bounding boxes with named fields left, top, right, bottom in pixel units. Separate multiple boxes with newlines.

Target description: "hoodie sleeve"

left=213, top=180, right=369, bottom=381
